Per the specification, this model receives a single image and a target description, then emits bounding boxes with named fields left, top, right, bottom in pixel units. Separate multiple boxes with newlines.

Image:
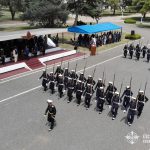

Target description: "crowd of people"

left=0, top=34, right=60, bottom=65
left=39, top=63, right=149, bottom=130
left=123, top=43, right=150, bottom=62
left=74, top=31, right=121, bottom=48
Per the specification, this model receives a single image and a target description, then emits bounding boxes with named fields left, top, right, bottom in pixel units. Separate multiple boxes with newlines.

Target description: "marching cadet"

left=147, top=48, right=150, bottom=62
left=111, top=91, right=120, bottom=120
left=135, top=44, right=141, bottom=60
left=44, top=99, right=56, bottom=131
left=48, top=72, right=55, bottom=94
left=86, top=75, right=96, bottom=86
left=84, top=84, right=93, bottom=109
left=57, top=74, right=64, bottom=98
left=96, top=87, right=105, bottom=114
left=136, top=90, right=149, bottom=118
left=121, top=86, right=133, bottom=113
left=64, top=68, right=70, bottom=90
left=55, top=65, right=63, bottom=83
left=123, top=44, right=128, bottom=58
left=70, top=70, right=78, bottom=84
left=67, top=78, right=75, bottom=103
left=142, top=45, right=147, bottom=58
left=105, top=82, right=117, bottom=106
left=75, top=80, right=85, bottom=106
left=128, top=44, right=134, bottom=59
left=39, top=70, right=48, bottom=91
left=95, top=78, right=105, bottom=100
left=78, top=73, right=86, bottom=82
left=127, top=97, right=137, bottom=126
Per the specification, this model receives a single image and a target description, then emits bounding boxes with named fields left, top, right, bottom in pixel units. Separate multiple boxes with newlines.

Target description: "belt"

left=99, top=97, right=105, bottom=100
left=77, top=90, right=83, bottom=92
left=138, top=101, right=145, bottom=104
left=129, top=108, right=137, bottom=111
left=108, top=91, right=113, bottom=94
left=113, top=102, right=119, bottom=105
left=125, top=95, right=131, bottom=98
left=43, top=78, right=47, bottom=80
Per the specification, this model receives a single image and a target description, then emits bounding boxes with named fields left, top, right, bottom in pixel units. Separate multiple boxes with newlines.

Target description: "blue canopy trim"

left=68, top=22, right=122, bottom=34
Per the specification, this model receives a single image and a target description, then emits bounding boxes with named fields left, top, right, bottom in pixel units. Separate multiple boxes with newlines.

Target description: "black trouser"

left=124, top=51, right=127, bottom=58
left=106, top=92, right=113, bottom=105
left=85, top=94, right=91, bottom=108
left=67, top=90, right=73, bottom=102
left=97, top=100, right=105, bottom=112
left=47, top=114, right=55, bottom=129
left=127, top=109, right=136, bottom=124
left=49, top=82, right=55, bottom=94
left=147, top=55, right=150, bottom=62
left=76, top=91, right=82, bottom=105
left=137, top=103, right=144, bottom=117
left=42, top=79, right=47, bottom=91
left=130, top=51, right=133, bottom=59
left=143, top=52, right=146, bottom=58
left=58, top=88, right=63, bottom=98
left=111, top=104, right=119, bottom=118
left=123, top=96, right=130, bottom=110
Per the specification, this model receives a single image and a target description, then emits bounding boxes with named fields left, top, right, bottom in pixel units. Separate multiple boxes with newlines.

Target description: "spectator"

left=12, top=47, right=18, bottom=63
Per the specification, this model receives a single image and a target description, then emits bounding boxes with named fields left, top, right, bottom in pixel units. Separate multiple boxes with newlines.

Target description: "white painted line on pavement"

left=0, top=54, right=122, bottom=104
left=0, top=85, right=41, bottom=103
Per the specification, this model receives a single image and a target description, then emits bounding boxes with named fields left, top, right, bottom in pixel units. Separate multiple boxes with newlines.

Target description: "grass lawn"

left=136, top=23, right=150, bottom=28
left=0, top=9, right=22, bottom=21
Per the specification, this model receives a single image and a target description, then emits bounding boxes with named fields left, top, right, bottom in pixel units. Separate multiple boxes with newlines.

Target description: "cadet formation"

left=39, top=58, right=149, bottom=130
left=123, top=42, right=150, bottom=62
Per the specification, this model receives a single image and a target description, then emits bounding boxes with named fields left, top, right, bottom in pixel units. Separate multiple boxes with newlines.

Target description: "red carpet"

left=0, top=68, right=30, bottom=80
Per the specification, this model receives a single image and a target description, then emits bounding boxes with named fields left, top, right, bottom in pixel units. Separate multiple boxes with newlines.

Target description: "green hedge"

left=124, top=18, right=136, bottom=24
left=125, top=34, right=141, bottom=40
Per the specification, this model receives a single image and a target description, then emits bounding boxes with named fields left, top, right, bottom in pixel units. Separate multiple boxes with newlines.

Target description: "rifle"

left=144, top=81, right=147, bottom=103
left=112, top=73, right=116, bottom=93
left=119, top=81, right=123, bottom=103
left=53, top=61, right=55, bottom=74
left=45, top=63, right=47, bottom=72
left=83, top=59, right=87, bottom=76
left=67, top=61, right=70, bottom=71
left=102, top=68, right=106, bottom=86
left=75, top=60, right=78, bottom=74
left=129, top=76, right=132, bottom=100
left=60, top=56, right=63, bottom=69
left=136, top=82, right=142, bottom=109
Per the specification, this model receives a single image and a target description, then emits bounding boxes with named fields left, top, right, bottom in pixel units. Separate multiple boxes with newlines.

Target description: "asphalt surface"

left=0, top=23, right=150, bottom=150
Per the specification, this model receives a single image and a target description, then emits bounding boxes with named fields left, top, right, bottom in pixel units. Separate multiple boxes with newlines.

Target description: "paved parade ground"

left=0, top=23, right=150, bottom=150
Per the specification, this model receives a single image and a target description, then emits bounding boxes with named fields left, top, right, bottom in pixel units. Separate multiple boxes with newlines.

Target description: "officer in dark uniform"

left=75, top=80, right=85, bottom=106
left=142, top=46, right=147, bottom=58
left=123, top=44, right=128, bottom=58
left=128, top=44, right=134, bottom=59
left=95, top=78, right=105, bottom=100
left=39, top=70, right=48, bottom=91
left=55, top=65, right=63, bottom=83
left=121, top=86, right=133, bottom=113
left=147, top=48, right=150, bottom=62
left=127, top=97, right=137, bottom=126
left=111, top=91, right=120, bottom=120
left=70, top=70, right=78, bottom=85
left=96, top=87, right=105, bottom=114
left=105, top=82, right=117, bottom=105
left=137, top=90, right=149, bottom=118
left=64, top=68, right=70, bottom=90
left=48, top=72, right=55, bottom=94
left=44, top=99, right=56, bottom=131
left=135, top=44, right=141, bottom=60
left=84, top=84, right=93, bottom=109
left=57, top=74, right=64, bottom=98
left=78, top=73, right=86, bottom=82
left=67, top=78, right=75, bottom=103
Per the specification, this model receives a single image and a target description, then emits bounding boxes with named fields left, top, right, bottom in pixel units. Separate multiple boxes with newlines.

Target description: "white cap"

left=109, top=81, right=113, bottom=85
left=139, top=90, right=144, bottom=93
left=98, top=78, right=102, bottom=81
left=57, top=65, right=60, bottom=67
left=47, top=99, right=53, bottom=103
left=87, top=84, right=91, bottom=86
left=88, top=75, right=92, bottom=78
left=71, top=70, right=75, bottom=72
left=78, top=80, right=81, bottom=83
left=50, top=72, right=53, bottom=74
left=65, top=68, right=68, bottom=70
left=115, top=91, right=119, bottom=95
left=59, top=74, right=63, bottom=77
left=126, top=86, right=130, bottom=89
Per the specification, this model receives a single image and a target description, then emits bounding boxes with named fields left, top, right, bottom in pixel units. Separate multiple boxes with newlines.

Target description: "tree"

left=22, top=0, right=69, bottom=27
left=132, top=0, right=150, bottom=18
left=108, top=0, right=120, bottom=15
left=0, top=0, right=23, bottom=20
left=67, top=0, right=104, bottom=25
